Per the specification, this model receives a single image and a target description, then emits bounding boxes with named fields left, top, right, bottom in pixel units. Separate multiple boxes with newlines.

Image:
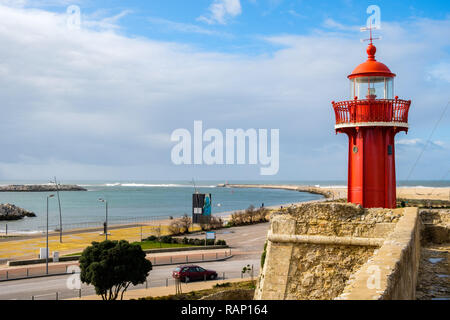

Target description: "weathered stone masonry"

left=254, top=202, right=419, bottom=300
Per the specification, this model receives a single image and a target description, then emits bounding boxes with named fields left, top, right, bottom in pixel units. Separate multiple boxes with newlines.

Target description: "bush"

left=79, top=240, right=152, bottom=300
left=144, top=235, right=157, bottom=242
left=168, top=220, right=182, bottom=235
left=216, top=239, right=227, bottom=246
left=179, top=214, right=192, bottom=233
left=210, top=216, right=224, bottom=229
left=228, top=207, right=269, bottom=227
left=160, top=235, right=173, bottom=244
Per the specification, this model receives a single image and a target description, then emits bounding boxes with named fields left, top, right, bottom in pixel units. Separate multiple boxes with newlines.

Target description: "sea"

left=0, top=180, right=448, bottom=233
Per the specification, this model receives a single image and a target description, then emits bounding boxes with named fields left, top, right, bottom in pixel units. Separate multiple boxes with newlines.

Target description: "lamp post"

left=46, top=194, right=55, bottom=275
left=99, top=198, right=108, bottom=240
left=50, top=177, right=63, bottom=243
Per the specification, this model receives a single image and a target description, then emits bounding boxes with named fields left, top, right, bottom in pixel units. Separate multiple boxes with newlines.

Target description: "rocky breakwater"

left=0, top=184, right=87, bottom=192
left=0, top=203, right=36, bottom=221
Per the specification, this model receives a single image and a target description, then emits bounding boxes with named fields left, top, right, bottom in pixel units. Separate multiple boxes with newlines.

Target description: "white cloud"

left=0, top=0, right=26, bottom=7
left=287, top=10, right=305, bottom=19
left=322, top=18, right=360, bottom=31
left=397, top=139, right=446, bottom=150
left=83, top=9, right=132, bottom=31
left=427, top=62, right=450, bottom=83
left=0, top=4, right=448, bottom=180
left=198, top=0, right=242, bottom=25
left=147, top=17, right=231, bottom=37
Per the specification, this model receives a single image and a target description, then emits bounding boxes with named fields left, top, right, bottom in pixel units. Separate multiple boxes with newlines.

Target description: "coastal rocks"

left=0, top=185, right=87, bottom=192
left=0, top=204, right=36, bottom=221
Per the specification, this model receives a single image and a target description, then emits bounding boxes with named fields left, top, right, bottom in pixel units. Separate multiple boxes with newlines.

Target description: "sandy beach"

left=222, top=184, right=450, bottom=202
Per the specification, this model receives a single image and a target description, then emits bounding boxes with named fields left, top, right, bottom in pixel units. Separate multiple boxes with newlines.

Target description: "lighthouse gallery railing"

left=332, top=98, right=411, bottom=126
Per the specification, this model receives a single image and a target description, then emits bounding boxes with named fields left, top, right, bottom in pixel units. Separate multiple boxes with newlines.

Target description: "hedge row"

left=143, top=235, right=226, bottom=246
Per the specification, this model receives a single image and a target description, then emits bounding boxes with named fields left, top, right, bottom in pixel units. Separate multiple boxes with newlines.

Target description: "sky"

left=0, top=0, right=448, bottom=182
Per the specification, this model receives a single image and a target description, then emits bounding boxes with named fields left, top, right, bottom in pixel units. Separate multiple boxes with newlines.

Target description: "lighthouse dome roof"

left=348, top=44, right=396, bottom=79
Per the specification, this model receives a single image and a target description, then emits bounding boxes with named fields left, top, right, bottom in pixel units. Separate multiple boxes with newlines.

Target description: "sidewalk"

left=0, top=248, right=234, bottom=281
left=69, top=278, right=247, bottom=300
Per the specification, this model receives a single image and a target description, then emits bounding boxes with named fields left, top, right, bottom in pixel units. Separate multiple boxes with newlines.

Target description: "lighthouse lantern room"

left=332, top=29, right=411, bottom=208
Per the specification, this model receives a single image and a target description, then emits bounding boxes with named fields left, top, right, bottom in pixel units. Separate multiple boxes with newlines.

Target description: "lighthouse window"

left=351, top=77, right=394, bottom=100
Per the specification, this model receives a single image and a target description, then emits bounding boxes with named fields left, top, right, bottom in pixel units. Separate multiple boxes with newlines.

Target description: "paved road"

left=0, top=259, right=260, bottom=300
left=0, top=223, right=269, bottom=300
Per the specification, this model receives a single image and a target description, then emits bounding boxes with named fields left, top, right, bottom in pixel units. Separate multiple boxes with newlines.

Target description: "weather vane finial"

left=360, top=21, right=381, bottom=60
left=360, top=21, right=381, bottom=45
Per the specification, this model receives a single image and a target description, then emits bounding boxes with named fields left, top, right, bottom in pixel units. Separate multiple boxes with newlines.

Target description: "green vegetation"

left=143, top=235, right=227, bottom=246
left=168, top=214, right=193, bottom=235
left=138, top=281, right=255, bottom=300
left=261, top=241, right=268, bottom=268
left=79, top=240, right=152, bottom=300
left=227, top=206, right=269, bottom=227
left=64, top=239, right=199, bottom=257
left=135, top=240, right=195, bottom=250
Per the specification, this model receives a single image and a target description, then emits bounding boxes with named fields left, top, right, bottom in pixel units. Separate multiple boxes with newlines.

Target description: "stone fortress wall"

left=254, top=202, right=422, bottom=300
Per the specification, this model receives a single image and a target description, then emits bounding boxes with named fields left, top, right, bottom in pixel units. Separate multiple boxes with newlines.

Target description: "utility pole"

left=53, top=177, right=63, bottom=243
left=46, top=194, right=55, bottom=274
left=99, top=199, right=108, bottom=240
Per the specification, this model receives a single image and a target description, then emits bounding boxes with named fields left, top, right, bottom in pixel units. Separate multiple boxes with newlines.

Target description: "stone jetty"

left=0, top=184, right=87, bottom=192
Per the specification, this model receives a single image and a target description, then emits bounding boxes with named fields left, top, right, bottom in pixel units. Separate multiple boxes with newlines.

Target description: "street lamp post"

left=46, top=194, right=55, bottom=275
left=99, top=198, right=108, bottom=240
left=50, top=177, right=63, bottom=243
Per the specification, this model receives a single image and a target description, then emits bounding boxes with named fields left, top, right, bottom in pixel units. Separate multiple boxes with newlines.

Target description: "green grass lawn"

left=64, top=240, right=199, bottom=256
left=133, top=240, right=199, bottom=250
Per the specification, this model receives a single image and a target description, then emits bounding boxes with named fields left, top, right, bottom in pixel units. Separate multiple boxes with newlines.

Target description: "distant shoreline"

left=218, top=184, right=450, bottom=201
left=0, top=185, right=87, bottom=192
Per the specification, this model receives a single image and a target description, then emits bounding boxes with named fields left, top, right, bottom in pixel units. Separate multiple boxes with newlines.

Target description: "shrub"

left=209, top=217, right=224, bottom=229
left=228, top=207, right=269, bottom=227
left=179, top=214, right=192, bottom=233
left=79, top=240, right=152, bottom=300
left=168, top=220, right=182, bottom=235
left=160, top=235, right=173, bottom=244
left=144, top=235, right=157, bottom=242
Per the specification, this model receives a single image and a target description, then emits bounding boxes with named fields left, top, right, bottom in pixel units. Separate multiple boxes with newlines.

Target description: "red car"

left=172, top=265, right=218, bottom=283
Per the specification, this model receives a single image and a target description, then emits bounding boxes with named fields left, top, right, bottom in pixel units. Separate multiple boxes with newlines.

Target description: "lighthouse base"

left=342, top=126, right=403, bottom=209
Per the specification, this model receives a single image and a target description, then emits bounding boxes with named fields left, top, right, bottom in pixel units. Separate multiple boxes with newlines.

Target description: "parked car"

left=172, top=265, right=218, bottom=283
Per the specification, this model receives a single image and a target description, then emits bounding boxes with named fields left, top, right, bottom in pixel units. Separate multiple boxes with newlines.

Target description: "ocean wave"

left=81, top=183, right=217, bottom=188
left=3, top=230, right=44, bottom=235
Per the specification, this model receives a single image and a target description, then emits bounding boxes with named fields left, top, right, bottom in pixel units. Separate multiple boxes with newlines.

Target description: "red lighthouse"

left=332, top=33, right=411, bottom=208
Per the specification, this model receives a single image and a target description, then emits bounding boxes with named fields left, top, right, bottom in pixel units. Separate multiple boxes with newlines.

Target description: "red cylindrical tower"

left=332, top=41, right=411, bottom=208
